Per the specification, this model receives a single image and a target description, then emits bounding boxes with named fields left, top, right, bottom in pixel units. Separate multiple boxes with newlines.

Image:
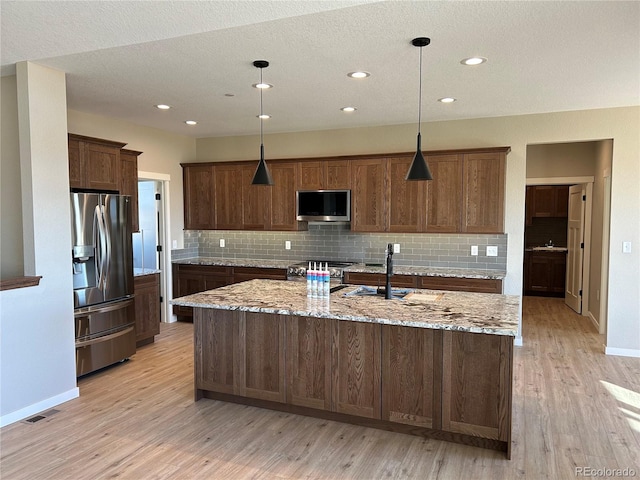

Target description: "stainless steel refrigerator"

left=71, top=192, right=135, bottom=376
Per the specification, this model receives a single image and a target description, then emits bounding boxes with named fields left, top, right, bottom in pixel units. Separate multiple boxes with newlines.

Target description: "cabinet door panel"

left=85, top=142, right=121, bottom=191
left=332, top=320, right=381, bottom=418
left=298, top=161, right=324, bottom=190
left=343, top=272, right=417, bottom=288
left=240, top=312, right=286, bottom=403
left=195, top=309, right=236, bottom=394
left=242, top=164, right=270, bottom=230
left=462, top=152, right=505, bottom=233
left=426, top=154, right=462, bottom=233
left=388, top=156, right=424, bottom=233
left=134, top=274, right=160, bottom=344
left=351, top=159, right=386, bottom=232
left=287, top=316, right=332, bottom=410
left=382, top=325, right=439, bottom=428
left=68, top=138, right=84, bottom=189
left=214, top=164, right=244, bottom=229
left=442, top=331, right=512, bottom=441
left=183, top=165, right=215, bottom=230
left=120, top=150, right=141, bottom=232
left=270, top=162, right=299, bottom=231
left=325, top=160, right=351, bottom=189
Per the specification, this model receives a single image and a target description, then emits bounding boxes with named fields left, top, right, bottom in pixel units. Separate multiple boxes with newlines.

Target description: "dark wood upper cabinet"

left=299, top=159, right=351, bottom=190
left=183, top=164, right=215, bottom=230
left=351, top=158, right=387, bottom=232
left=214, top=163, right=244, bottom=230
left=425, top=154, right=462, bottom=233
left=68, top=134, right=127, bottom=192
left=387, top=155, right=425, bottom=233
left=269, top=161, right=300, bottom=231
left=461, top=150, right=507, bottom=233
left=120, top=149, right=141, bottom=232
left=526, top=185, right=569, bottom=221
left=241, top=164, right=271, bottom=231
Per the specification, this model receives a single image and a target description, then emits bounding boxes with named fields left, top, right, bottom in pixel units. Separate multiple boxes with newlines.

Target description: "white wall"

left=0, top=63, right=78, bottom=426
left=196, top=107, right=640, bottom=355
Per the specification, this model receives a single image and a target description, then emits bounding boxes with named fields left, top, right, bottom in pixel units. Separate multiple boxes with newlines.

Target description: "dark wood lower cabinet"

left=194, top=309, right=513, bottom=457
left=134, top=273, right=160, bottom=347
left=524, top=251, right=566, bottom=296
left=343, top=271, right=502, bottom=293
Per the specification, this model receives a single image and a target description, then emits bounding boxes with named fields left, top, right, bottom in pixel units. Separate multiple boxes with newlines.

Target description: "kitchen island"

left=171, top=280, right=519, bottom=457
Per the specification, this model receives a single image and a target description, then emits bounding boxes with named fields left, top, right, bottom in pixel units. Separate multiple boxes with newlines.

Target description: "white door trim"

left=138, top=171, right=174, bottom=324
left=527, top=176, right=595, bottom=185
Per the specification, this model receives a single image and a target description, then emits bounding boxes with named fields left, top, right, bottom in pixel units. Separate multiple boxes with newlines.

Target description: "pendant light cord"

left=259, top=67, right=264, bottom=149
left=417, top=45, right=423, bottom=135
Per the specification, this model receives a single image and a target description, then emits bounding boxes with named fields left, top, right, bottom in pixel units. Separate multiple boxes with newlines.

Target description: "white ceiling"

left=2, top=1, right=639, bottom=139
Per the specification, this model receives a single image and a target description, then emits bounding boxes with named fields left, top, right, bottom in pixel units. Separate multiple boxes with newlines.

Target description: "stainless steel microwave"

left=296, top=190, right=351, bottom=222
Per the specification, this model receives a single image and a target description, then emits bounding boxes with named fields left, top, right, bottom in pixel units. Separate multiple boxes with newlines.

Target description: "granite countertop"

left=171, top=279, right=519, bottom=337
left=134, top=267, right=161, bottom=276
left=173, top=257, right=506, bottom=280
left=525, top=246, right=568, bottom=253
left=172, top=257, right=293, bottom=269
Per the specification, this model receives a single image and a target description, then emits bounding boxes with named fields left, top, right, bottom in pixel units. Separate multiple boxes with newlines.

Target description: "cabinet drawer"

left=177, top=264, right=232, bottom=276
left=418, top=276, right=502, bottom=294
left=233, top=267, right=287, bottom=280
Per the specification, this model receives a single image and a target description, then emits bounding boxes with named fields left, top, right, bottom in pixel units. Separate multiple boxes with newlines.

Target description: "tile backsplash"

left=172, top=224, right=507, bottom=270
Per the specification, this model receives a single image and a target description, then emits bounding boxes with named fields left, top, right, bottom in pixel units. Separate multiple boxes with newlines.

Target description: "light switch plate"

left=623, top=241, right=632, bottom=253
left=219, top=238, right=225, bottom=248
left=393, top=243, right=401, bottom=253
left=471, top=245, right=478, bottom=256
left=172, top=240, right=178, bottom=249
left=486, top=246, right=498, bottom=257
left=285, top=240, right=291, bottom=250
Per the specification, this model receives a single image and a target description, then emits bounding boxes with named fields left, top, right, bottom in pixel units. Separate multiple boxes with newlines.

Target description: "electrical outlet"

left=219, top=238, right=225, bottom=248
left=471, top=245, right=478, bottom=256
left=623, top=241, right=632, bottom=253
left=172, top=240, right=178, bottom=249
left=285, top=240, right=291, bottom=250
left=393, top=243, right=400, bottom=253
left=486, top=246, right=498, bottom=257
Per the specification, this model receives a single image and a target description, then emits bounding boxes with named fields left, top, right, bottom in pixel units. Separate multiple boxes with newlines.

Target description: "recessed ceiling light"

left=257, top=114, right=271, bottom=119
left=461, top=57, right=487, bottom=66
left=185, top=120, right=197, bottom=125
left=438, top=97, right=456, bottom=103
left=252, top=83, right=273, bottom=89
left=347, top=71, right=370, bottom=79
left=155, top=104, right=171, bottom=110
left=341, top=107, right=357, bottom=112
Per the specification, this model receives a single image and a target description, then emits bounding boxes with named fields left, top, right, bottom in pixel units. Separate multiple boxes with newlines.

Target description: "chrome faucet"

left=385, top=243, right=393, bottom=299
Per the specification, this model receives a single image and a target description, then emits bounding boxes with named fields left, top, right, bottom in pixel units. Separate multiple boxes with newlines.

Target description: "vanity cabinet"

left=134, top=273, right=160, bottom=347
left=68, top=134, right=127, bottom=191
left=524, top=250, right=566, bottom=296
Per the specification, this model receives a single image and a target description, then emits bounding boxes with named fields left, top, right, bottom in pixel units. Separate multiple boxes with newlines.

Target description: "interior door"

left=565, top=184, right=585, bottom=313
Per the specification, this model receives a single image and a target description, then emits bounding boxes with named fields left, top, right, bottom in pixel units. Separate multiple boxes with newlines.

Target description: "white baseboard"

left=514, top=336, right=523, bottom=347
left=0, top=387, right=79, bottom=427
left=604, top=346, right=640, bottom=358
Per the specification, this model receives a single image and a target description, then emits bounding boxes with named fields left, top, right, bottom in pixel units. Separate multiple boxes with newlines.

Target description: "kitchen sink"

left=344, top=285, right=412, bottom=300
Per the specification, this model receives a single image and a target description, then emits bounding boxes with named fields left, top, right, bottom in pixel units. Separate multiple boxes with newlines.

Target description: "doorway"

left=135, top=172, right=172, bottom=323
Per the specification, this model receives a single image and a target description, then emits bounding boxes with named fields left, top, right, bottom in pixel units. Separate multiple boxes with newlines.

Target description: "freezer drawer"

left=76, top=326, right=136, bottom=377
left=75, top=297, right=134, bottom=342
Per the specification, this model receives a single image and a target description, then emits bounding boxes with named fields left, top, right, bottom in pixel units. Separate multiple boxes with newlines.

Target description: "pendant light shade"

left=406, top=37, right=433, bottom=181
left=251, top=60, right=274, bottom=185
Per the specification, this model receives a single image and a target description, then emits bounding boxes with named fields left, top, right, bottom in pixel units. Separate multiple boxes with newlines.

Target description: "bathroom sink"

left=344, top=285, right=412, bottom=300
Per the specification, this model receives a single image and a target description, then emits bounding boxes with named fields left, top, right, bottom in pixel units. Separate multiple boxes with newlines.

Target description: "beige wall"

left=66, top=110, right=196, bottom=249
left=196, top=107, right=640, bottom=353
left=526, top=141, right=597, bottom=178
left=1, top=76, right=24, bottom=278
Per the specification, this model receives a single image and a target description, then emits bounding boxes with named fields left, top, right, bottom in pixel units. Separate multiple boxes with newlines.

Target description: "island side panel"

left=286, top=316, right=332, bottom=410
left=194, top=308, right=236, bottom=399
left=441, top=331, right=513, bottom=443
left=331, top=320, right=382, bottom=419
left=381, top=325, right=440, bottom=429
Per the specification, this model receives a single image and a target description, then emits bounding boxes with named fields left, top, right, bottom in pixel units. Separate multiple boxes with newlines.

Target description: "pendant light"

left=251, top=60, right=274, bottom=185
left=406, top=37, right=433, bottom=181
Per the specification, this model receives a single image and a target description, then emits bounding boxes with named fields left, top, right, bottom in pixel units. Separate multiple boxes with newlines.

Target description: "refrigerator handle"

left=103, top=204, right=112, bottom=289
left=95, top=204, right=108, bottom=290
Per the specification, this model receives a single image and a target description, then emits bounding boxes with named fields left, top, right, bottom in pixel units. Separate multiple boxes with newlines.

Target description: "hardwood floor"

left=2, top=297, right=638, bottom=479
